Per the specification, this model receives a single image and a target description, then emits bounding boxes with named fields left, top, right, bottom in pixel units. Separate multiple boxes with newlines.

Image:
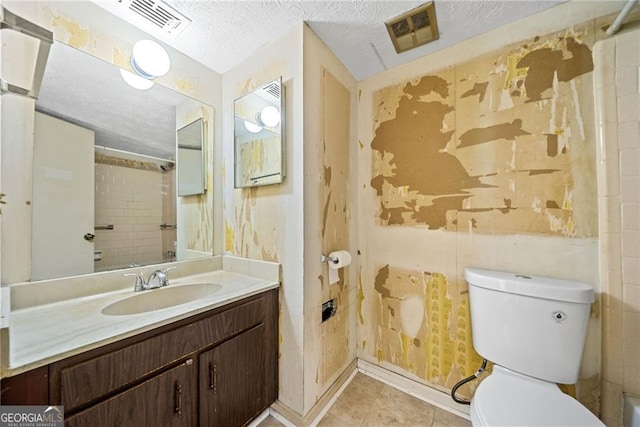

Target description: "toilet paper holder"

left=321, top=254, right=339, bottom=264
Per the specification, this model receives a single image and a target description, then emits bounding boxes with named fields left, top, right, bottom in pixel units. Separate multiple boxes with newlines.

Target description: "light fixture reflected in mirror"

left=119, top=69, right=154, bottom=90
left=257, top=105, right=281, bottom=128
left=244, top=120, right=263, bottom=133
left=121, top=39, right=171, bottom=90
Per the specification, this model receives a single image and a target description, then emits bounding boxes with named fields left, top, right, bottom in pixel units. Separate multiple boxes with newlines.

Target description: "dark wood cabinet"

left=199, top=325, right=266, bottom=426
left=0, top=288, right=278, bottom=427
left=65, top=359, right=196, bottom=427
left=0, top=366, right=49, bottom=405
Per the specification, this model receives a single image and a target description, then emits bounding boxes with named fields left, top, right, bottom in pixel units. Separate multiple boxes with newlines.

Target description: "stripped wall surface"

left=371, top=266, right=483, bottom=395
left=370, top=24, right=596, bottom=237
left=313, top=69, right=352, bottom=388
left=357, top=4, right=608, bottom=415
left=302, top=25, right=358, bottom=415
left=222, top=24, right=358, bottom=418
left=222, top=24, right=305, bottom=414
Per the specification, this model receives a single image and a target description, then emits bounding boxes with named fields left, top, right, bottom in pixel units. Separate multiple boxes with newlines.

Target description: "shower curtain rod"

left=607, top=0, right=639, bottom=36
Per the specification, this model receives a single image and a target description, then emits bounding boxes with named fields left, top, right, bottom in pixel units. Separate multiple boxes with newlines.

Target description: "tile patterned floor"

left=259, top=373, right=472, bottom=426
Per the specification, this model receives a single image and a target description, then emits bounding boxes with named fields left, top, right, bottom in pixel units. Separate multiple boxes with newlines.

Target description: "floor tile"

left=323, top=373, right=385, bottom=424
left=317, top=411, right=360, bottom=427
left=361, top=384, right=437, bottom=426
left=264, top=373, right=471, bottom=427
left=257, top=415, right=285, bottom=426
left=432, top=407, right=472, bottom=427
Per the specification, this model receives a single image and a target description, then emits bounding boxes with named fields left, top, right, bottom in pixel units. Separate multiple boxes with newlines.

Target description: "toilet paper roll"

left=328, top=250, right=352, bottom=285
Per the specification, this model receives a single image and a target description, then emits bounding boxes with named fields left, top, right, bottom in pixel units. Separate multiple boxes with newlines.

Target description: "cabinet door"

left=199, top=325, right=266, bottom=426
left=0, top=366, right=49, bottom=405
left=65, top=360, right=195, bottom=427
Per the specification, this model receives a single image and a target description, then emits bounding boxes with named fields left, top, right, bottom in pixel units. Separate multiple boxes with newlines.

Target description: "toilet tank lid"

left=464, top=268, right=595, bottom=304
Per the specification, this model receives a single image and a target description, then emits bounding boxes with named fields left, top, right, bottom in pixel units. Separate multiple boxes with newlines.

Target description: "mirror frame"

left=233, top=76, right=285, bottom=188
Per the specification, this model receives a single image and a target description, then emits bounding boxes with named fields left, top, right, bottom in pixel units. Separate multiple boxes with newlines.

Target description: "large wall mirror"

left=1, top=36, right=215, bottom=283
left=234, top=77, right=285, bottom=188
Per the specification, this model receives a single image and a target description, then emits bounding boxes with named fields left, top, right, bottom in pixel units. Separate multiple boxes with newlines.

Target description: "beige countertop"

left=2, top=257, right=280, bottom=378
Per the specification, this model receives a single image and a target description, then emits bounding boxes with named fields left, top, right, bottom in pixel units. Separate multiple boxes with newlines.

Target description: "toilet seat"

left=470, top=366, right=604, bottom=427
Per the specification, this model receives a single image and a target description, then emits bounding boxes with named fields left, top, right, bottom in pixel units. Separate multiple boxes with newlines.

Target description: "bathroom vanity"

left=0, top=257, right=279, bottom=427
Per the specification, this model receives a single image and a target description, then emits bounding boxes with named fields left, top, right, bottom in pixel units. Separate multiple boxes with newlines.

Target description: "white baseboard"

left=268, top=408, right=298, bottom=427
left=357, top=359, right=471, bottom=421
left=247, top=409, right=271, bottom=427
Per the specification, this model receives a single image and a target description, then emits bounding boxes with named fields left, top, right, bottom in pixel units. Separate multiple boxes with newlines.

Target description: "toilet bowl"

left=464, top=268, right=605, bottom=427
left=471, top=366, right=602, bottom=426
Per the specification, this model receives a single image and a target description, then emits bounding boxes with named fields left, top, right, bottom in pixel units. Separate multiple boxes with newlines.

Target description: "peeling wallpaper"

left=316, top=70, right=351, bottom=386
left=370, top=23, right=597, bottom=237
left=299, top=25, right=359, bottom=417
left=358, top=18, right=602, bottom=414
left=372, top=265, right=484, bottom=395
left=223, top=24, right=305, bottom=414
left=222, top=24, right=358, bottom=417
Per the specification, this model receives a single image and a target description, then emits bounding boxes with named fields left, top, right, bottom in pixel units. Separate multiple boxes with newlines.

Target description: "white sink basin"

left=101, top=283, right=222, bottom=316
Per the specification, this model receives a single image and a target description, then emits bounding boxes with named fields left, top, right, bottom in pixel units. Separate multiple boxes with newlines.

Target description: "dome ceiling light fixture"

left=131, top=39, right=171, bottom=78
left=121, top=39, right=171, bottom=90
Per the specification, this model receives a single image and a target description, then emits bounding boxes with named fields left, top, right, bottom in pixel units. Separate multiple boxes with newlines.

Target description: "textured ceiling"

left=37, top=0, right=570, bottom=160
left=97, top=0, right=566, bottom=80
left=37, top=42, right=187, bottom=160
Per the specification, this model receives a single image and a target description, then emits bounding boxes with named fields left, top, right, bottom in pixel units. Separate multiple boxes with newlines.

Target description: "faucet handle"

left=123, top=272, right=147, bottom=292
left=161, top=266, right=176, bottom=275
left=158, top=266, right=176, bottom=287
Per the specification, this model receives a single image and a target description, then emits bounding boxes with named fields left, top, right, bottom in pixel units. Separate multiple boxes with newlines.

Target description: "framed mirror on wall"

left=234, top=77, right=285, bottom=188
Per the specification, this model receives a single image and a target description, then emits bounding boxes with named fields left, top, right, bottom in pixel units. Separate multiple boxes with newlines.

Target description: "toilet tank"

left=465, top=268, right=594, bottom=384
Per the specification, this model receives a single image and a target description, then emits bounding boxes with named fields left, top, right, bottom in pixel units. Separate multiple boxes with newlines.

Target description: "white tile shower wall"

left=161, top=169, right=177, bottom=261
left=94, top=163, right=163, bottom=271
left=617, top=29, right=640, bottom=398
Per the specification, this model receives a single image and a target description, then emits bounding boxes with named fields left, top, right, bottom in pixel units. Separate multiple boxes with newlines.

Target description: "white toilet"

left=465, top=268, right=605, bottom=427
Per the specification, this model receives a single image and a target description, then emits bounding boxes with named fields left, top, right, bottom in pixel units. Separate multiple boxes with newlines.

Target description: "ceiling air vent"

left=118, top=0, right=191, bottom=38
left=386, top=1, right=439, bottom=54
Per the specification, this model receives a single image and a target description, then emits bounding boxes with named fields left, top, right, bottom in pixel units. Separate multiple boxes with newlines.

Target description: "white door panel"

left=32, top=112, right=94, bottom=281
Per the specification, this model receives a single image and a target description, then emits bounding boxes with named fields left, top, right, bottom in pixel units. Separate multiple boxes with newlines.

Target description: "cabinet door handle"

left=174, top=382, right=183, bottom=418
left=209, top=362, right=217, bottom=393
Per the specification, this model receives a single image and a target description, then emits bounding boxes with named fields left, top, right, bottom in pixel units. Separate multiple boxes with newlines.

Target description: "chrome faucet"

left=147, top=266, right=176, bottom=289
left=123, top=266, right=176, bottom=292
